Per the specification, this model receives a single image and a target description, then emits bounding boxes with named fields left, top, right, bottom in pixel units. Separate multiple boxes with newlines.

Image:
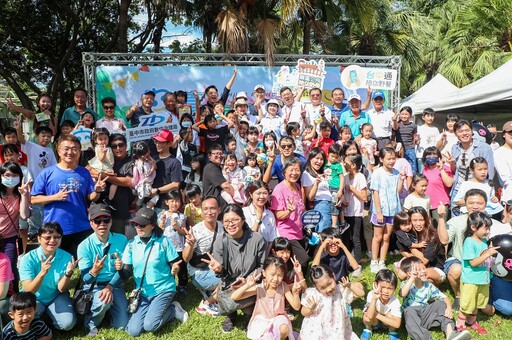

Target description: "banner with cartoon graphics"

left=340, top=65, right=397, bottom=90
left=95, top=64, right=396, bottom=123
left=71, top=126, right=93, bottom=151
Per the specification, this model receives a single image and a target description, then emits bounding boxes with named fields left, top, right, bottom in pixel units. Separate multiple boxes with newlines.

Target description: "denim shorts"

left=443, top=258, right=461, bottom=275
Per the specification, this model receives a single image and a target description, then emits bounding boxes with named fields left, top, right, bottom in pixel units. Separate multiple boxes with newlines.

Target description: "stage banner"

left=95, top=64, right=395, bottom=122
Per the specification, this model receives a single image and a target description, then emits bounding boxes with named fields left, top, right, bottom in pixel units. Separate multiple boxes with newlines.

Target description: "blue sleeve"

left=164, top=238, right=179, bottom=263
left=31, top=168, right=48, bottom=196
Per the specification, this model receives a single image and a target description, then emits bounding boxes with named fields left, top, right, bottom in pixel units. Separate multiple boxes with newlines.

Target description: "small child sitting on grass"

left=400, top=257, right=471, bottom=340
left=3, top=292, right=52, bottom=340
left=361, top=269, right=402, bottom=340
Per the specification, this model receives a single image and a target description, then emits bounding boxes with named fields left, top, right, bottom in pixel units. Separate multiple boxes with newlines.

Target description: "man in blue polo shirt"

left=262, top=136, right=306, bottom=183
left=60, top=88, right=98, bottom=124
left=77, top=203, right=129, bottom=336
left=339, top=94, right=371, bottom=138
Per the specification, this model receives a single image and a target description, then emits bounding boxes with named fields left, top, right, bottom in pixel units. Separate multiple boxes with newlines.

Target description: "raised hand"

left=200, top=252, right=222, bottom=273
left=66, top=256, right=81, bottom=275
left=171, top=260, right=182, bottom=275
left=54, top=185, right=71, bottom=202
left=292, top=276, right=306, bottom=294
left=185, top=230, right=196, bottom=246
left=340, top=276, right=351, bottom=288
left=6, top=98, right=15, bottom=110
left=193, top=90, right=199, bottom=100
left=91, top=254, right=107, bottom=274
left=18, top=177, right=30, bottom=197
left=14, top=115, right=22, bottom=129
left=290, top=255, right=302, bottom=275
left=304, top=296, right=319, bottom=311
left=94, top=173, right=108, bottom=193
left=114, top=252, right=123, bottom=271
left=131, top=101, right=139, bottom=112
left=437, top=203, right=446, bottom=217
left=372, top=284, right=382, bottom=300
left=484, top=246, right=500, bottom=258
left=246, top=271, right=262, bottom=287
left=40, top=255, right=54, bottom=275
left=286, top=198, right=296, bottom=212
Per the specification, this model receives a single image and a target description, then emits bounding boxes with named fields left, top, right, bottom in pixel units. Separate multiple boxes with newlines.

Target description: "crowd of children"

left=1, top=84, right=511, bottom=339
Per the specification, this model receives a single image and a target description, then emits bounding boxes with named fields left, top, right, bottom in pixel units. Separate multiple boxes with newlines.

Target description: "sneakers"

left=171, top=301, right=189, bottom=323
left=352, top=266, right=362, bottom=278
left=339, top=221, right=350, bottom=235
left=452, top=297, right=460, bottom=311
left=87, top=328, right=99, bottom=337
left=360, top=329, right=372, bottom=340
left=196, top=301, right=220, bottom=317
left=448, top=330, right=472, bottom=340
left=378, top=260, right=386, bottom=270
left=103, top=198, right=117, bottom=211
left=388, top=331, right=399, bottom=340
left=370, top=260, right=380, bottom=273
left=221, top=313, right=237, bottom=333
left=468, top=321, right=487, bottom=335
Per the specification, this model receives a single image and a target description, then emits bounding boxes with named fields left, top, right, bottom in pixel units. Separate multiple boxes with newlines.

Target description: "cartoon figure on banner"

left=272, top=66, right=299, bottom=95
left=296, top=59, right=327, bottom=90
left=71, top=126, right=93, bottom=151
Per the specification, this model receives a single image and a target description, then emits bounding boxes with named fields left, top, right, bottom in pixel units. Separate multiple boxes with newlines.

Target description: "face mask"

left=425, top=156, right=439, bottom=166
left=182, top=121, right=192, bottom=128
left=1, top=176, right=20, bottom=188
left=265, top=141, right=274, bottom=148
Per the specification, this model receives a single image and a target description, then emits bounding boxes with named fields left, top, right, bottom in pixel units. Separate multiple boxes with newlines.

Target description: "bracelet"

left=89, top=271, right=97, bottom=278
left=156, top=188, right=161, bottom=195
left=65, top=271, right=73, bottom=278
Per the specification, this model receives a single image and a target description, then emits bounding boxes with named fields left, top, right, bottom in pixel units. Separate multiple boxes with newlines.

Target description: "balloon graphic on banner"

left=490, top=233, right=512, bottom=282
left=472, top=122, right=493, bottom=144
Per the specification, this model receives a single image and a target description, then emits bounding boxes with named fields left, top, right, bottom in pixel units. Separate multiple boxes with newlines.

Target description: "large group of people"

left=0, top=76, right=511, bottom=340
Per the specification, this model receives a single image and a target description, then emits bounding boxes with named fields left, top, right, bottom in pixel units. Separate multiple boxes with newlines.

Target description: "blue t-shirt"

left=31, top=165, right=94, bottom=235
left=370, top=167, right=401, bottom=216
left=122, top=234, right=179, bottom=297
left=19, top=247, right=72, bottom=305
left=462, top=237, right=491, bottom=285
left=77, top=232, right=127, bottom=285
left=271, top=153, right=307, bottom=182
left=60, top=106, right=97, bottom=125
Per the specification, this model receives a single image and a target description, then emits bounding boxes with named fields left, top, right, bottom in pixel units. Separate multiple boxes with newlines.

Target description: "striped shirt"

left=2, top=319, right=51, bottom=340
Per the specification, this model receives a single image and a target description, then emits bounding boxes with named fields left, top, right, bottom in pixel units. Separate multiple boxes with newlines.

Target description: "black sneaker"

left=221, top=313, right=237, bottom=333
left=103, top=198, right=117, bottom=211
left=452, top=297, right=460, bottom=311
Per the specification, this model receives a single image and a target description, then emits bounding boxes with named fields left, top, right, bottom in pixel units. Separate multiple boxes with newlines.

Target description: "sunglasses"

left=103, top=106, right=115, bottom=110
left=132, top=222, right=149, bottom=229
left=92, top=217, right=111, bottom=224
left=280, top=144, right=293, bottom=149
left=111, top=143, right=125, bottom=149
left=40, top=235, right=62, bottom=241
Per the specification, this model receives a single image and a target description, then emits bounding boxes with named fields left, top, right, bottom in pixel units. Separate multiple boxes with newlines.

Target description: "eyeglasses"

left=111, top=143, right=125, bottom=149
left=92, top=217, right=111, bottom=224
left=40, top=235, right=62, bottom=241
left=59, top=147, right=80, bottom=153
left=103, top=106, right=115, bottom=110
left=210, top=152, right=223, bottom=156
left=310, top=94, right=320, bottom=97
left=223, top=218, right=242, bottom=225
left=280, top=144, right=293, bottom=149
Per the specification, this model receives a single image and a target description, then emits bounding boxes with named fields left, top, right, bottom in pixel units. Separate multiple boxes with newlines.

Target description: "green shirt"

left=325, top=162, right=343, bottom=189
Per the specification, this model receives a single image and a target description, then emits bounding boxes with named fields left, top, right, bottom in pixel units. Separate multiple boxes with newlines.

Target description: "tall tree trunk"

left=303, top=19, right=311, bottom=54
left=118, top=0, right=131, bottom=52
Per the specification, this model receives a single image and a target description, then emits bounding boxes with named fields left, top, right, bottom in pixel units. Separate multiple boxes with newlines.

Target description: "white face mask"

left=1, top=176, right=20, bottom=188
left=265, top=141, right=274, bottom=148
left=182, top=121, right=192, bottom=128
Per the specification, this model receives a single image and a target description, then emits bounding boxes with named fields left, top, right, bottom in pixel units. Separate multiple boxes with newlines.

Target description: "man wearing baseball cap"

left=77, top=203, right=129, bottom=336
left=248, top=84, right=268, bottom=117
left=339, top=93, right=371, bottom=138
left=150, top=129, right=183, bottom=215
left=126, top=90, right=155, bottom=127
left=367, top=91, right=396, bottom=150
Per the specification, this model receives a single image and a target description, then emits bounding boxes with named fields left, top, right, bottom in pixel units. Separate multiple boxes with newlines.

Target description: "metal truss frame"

left=83, top=53, right=401, bottom=110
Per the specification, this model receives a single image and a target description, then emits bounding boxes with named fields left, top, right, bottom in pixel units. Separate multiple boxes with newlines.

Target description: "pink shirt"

left=0, top=195, right=20, bottom=239
left=0, top=252, right=14, bottom=296
left=423, top=164, right=452, bottom=209
left=270, top=182, right=305, bottom=240
left=393, top=158, right=413, bottom=200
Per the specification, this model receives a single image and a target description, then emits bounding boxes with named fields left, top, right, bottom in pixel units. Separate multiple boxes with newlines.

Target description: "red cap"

left=152, top=129, right=174, bottom=143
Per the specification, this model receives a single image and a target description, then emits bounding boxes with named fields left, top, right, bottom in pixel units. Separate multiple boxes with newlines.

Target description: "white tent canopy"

left=431, top=59, right=512, bottom=115
left=401, top=74, right=459, bottom=115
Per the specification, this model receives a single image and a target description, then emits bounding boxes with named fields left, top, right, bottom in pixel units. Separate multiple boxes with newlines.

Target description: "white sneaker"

left=370, top=260, right=379, bottom=273
left=378, top=260, right=386, bottom=270
left=196, top=301, right=220, bottom=317
left=352, top=266, right=362, bottom=278
left=171, top=301, right=189, bottom=323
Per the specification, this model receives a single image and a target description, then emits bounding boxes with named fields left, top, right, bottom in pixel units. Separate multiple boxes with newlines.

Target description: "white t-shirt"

left=242, top=205, right=278, bottom=243
left=403, top=193, right=431, bottom=211
left=364, top=290, right=402, bottom=317
left=416, top=125, right=440, bottom=158
left=343, top=173, right=367, bottom=217
left=185, top=221, right=223, bottom=275
left=367, top=108, right=394, bottom=138
left=21, top=141, right=57, bottom=180
left=494, top=146, right=512, bottom=202
left=306, top=104, right=332, bottom=133
left=301, top=170, right=331, bottom=201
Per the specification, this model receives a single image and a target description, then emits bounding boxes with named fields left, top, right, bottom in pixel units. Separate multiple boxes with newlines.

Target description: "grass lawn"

left=52, top=255, right=511, bottom=339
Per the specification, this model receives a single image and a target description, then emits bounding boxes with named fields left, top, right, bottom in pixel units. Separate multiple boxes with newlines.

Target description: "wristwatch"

left=256, top=219, right=263, bottom=226
left=156, top=188, right=161, bottom=194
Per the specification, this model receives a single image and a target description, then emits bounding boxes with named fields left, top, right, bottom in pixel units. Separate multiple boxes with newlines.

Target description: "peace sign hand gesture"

left=185, top=230, right=196, bottom=246
left=91, top=254, right=107, bottom=275
left=54, top=185, right=71, bottom=202
left=40, top=255, right=54, bottom=275
left=292, top=276, right=305, bottom=294
left=286, top=198, right=296, bottom=213
left=18, top=177, right=30, bottom=197
left=200, top=252, right=222, bottom=273
left=65, top=256, right=81, bottom=275
left=94, top=173, right=108, bottom=193
left=246, top=271, right=262, bottom=287
left=290, top=255, right=302, bottom=275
